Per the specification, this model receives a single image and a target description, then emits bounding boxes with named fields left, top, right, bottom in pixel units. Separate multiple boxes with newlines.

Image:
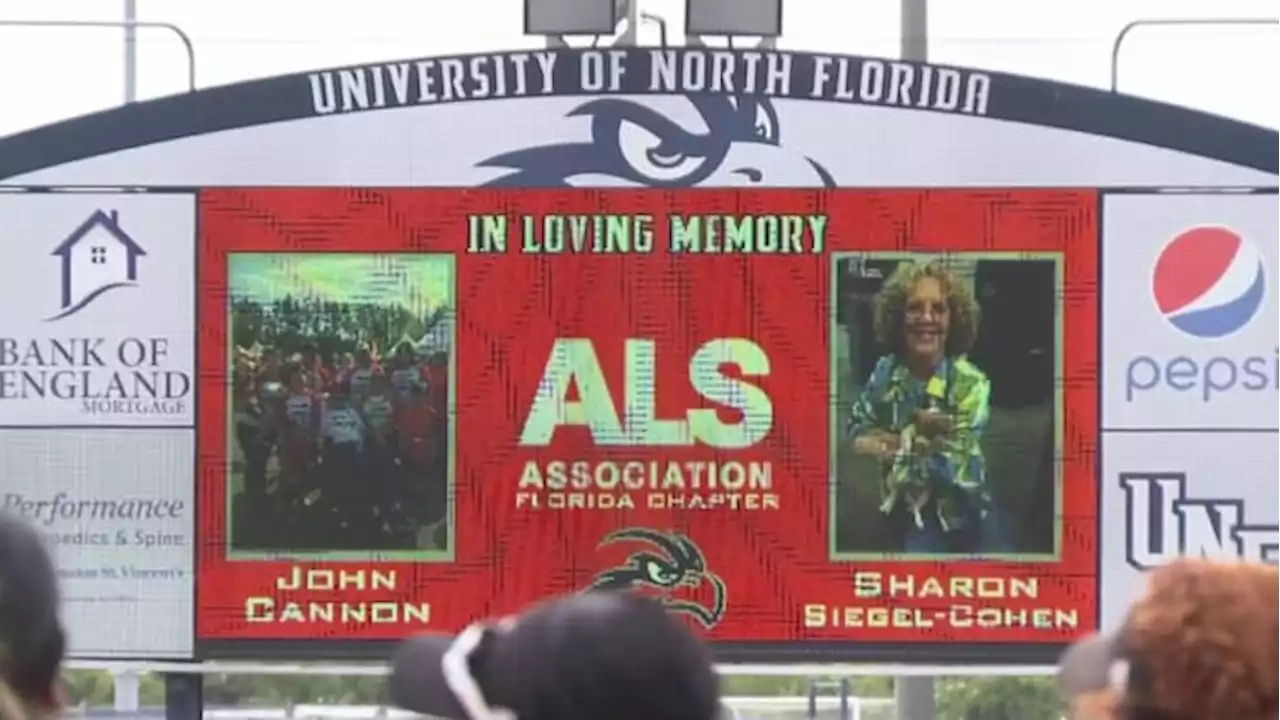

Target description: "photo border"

left=222, top=251, right=458, bottom=563
left=827, top=250, right=1065, bottom=562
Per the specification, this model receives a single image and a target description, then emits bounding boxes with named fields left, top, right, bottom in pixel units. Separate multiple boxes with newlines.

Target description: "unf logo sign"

left=1121, top=472, right=1279, bottom=569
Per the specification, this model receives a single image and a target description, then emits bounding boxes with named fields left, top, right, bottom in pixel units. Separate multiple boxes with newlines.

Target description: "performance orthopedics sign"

left=0, top=429, right=194, bottom=658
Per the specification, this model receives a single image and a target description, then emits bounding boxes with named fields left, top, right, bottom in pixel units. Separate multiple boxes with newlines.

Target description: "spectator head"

left=1058, top=557, right=1278, bottom=720
left=0, top=513, right=66, bottom=720
left=388, top=591, right=720, bottom=720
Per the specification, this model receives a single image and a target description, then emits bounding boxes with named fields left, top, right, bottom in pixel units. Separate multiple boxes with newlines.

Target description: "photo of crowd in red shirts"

left=226, top=254, right=454, bottom=555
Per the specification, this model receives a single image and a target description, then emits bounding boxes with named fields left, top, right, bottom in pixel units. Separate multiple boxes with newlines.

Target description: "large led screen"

left=196, top=188, right=1098, bottom=661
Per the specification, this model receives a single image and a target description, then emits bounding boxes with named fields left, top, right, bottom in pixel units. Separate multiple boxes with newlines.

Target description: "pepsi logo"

left=1152, top=226, right=1267, bottom=340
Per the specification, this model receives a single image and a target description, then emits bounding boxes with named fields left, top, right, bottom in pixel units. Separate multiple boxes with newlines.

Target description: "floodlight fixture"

left=525, top=0, right=621, bottom=36
left=685, top=0, right=782, bottom=37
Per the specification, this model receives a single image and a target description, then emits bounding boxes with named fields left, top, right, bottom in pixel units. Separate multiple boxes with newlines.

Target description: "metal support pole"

left=616, top=0, right=640, bottom=46
left=898, top=0, right=932, bottom=715
left=1109, top=18, right=1277, bottom=91
left=112, top=671, right=140, bottom=712
left=896, top=0, right=936, bottom=707
left=0, top=19, right=197, bottom=93
left=894, top=676, right=936, bottom=720
left=639, top=12, right=669, bottom=47
left=900, top=0, right=928, bottom=61
left=163, top=673, right=202, bottom=720
left=896, top=39, right=936, bottom=720
left=123, top=0, right=138, bottom=103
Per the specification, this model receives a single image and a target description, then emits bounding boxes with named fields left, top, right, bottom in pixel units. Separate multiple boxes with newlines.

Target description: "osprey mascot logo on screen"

left=480, top=95, right=835, bottom=187
left=589, top=528, right=727, bottom=628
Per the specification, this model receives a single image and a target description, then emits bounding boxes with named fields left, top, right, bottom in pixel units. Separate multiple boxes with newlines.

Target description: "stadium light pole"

left=684, top=0, right=782, bottom=49
left=123, top=0, right=138, bottom=103
left=525, top=0, right=640, bottom=48
left=900, top=0, right=928, bottom=61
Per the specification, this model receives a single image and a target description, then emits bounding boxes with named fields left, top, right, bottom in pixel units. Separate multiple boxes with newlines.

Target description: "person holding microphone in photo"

left=847, top=259, right=1007, bottom=555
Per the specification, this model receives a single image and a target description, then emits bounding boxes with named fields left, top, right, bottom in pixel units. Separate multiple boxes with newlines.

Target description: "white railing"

left=68, top=661, right=1056, bottom=677
left=64, top=698, right=897, bottom=720
left=66, top=662, right=1054, bottom=718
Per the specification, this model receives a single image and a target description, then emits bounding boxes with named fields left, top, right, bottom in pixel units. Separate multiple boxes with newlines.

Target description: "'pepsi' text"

left=1125, top=348, right=1279, bottom=402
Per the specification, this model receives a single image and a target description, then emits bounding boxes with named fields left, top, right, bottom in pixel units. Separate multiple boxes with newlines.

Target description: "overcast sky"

left=0, top=0, right=1275, bottom=138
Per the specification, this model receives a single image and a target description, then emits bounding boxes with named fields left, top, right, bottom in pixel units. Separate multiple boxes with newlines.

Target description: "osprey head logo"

left=590, top=528, right=727, bottom=628
left=480, top=95, right=835, bottom=188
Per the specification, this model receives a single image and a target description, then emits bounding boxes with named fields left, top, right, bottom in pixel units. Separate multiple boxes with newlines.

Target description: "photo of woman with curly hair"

left=832, top=253, right=1060, bottom=557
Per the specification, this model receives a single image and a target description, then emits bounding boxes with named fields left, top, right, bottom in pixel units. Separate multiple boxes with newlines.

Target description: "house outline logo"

left=47, top=209, right=146, bottom=321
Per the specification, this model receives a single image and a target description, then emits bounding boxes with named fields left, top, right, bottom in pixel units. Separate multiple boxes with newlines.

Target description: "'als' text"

left=516, top=337, right=780, bottom=513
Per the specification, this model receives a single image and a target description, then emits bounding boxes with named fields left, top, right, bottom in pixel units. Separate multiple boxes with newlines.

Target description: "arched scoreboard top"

left=0, top=47, right=1275, bottom=186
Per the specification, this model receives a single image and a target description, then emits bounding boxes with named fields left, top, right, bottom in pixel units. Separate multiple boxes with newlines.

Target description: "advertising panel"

left=0, top=429, right=195, bottom=658
left=0, top=192, right=196, bottom=427
left=196, top=188, right=1098, bottom=659
left=1099, top=191, right=1279, bottom=630
left=1100, top=193, right=1278, bottom=432
left=0, top=191, right=197, bottom=659
left=1099, top=431, right=1278, bottom=628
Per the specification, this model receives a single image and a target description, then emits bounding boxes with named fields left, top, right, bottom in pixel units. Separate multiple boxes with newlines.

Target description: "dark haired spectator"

left=0, top=513, right=66, bottom=720
left=388, top=592, right=721, bottom=720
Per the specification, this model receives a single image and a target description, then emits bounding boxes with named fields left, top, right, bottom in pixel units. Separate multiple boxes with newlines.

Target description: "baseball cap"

left=388, top=592, right=720, bottom=720
left=0, top=512, right=66, bottom=705
left=1057, top=632, right=1129, bottom=699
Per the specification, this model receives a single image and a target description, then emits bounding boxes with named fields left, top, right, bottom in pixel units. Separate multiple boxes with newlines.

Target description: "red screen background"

left=197, top=188, right=1098, bottom=647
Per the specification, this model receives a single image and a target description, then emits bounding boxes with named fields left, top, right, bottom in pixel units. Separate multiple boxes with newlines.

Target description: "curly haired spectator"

left=846, top=259, right=1006, bottom=554
left=1059, top=557, right=1279, bottom=720
left=0, top=512, right=67, bottom=720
